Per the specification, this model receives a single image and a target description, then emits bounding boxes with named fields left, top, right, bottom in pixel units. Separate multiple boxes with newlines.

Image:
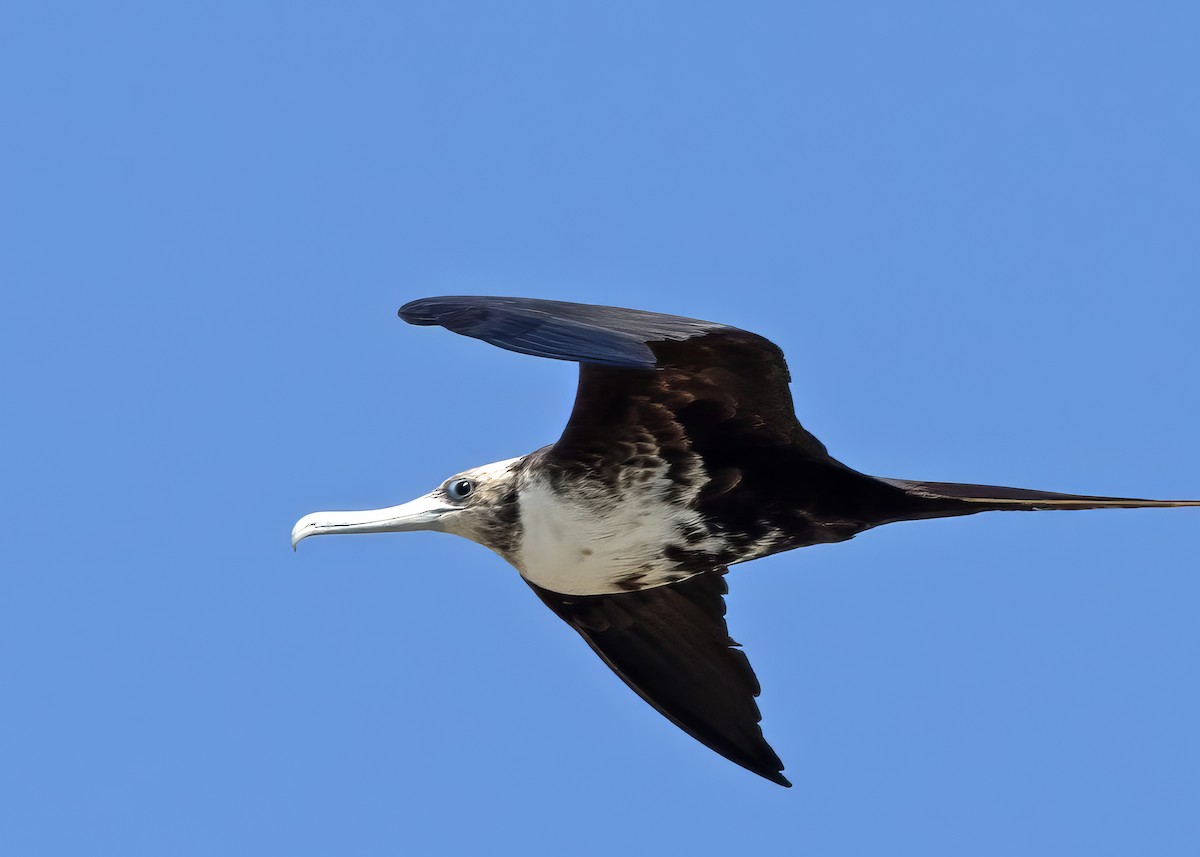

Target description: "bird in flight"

left=292, top=296, right=1197, bottom=787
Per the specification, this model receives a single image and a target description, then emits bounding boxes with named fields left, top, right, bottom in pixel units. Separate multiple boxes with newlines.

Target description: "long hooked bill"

left=291, top=494, right=453, bottom=549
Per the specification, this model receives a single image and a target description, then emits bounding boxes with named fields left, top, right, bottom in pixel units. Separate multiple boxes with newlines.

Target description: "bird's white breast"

left=515, top=472, right=717, bottom=596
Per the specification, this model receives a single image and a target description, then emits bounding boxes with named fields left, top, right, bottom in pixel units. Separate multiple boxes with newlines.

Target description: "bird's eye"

left=446, top=478, right=474, bottom=501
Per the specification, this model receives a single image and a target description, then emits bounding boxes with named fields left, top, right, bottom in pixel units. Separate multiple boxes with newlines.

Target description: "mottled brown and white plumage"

left=292, top=296, right=1199, bottom=787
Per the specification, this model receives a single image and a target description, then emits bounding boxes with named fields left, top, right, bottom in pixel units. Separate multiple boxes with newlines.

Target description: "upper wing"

left=399, top=295, right=834, bottom=461
left=528, top=569, right=790, bottom=787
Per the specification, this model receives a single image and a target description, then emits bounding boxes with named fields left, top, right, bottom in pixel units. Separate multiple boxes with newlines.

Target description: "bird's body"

left=517, top=453, right=711, bottom=595
left=293, top=296, right=1198, bottom=787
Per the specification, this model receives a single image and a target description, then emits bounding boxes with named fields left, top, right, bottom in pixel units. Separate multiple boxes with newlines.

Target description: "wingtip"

left=397, top=298, right=430, bottom=324
left=398, top=296, right=463, bottom=324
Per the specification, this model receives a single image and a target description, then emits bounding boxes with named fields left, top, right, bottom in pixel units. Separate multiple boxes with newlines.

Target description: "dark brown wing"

left=399, top=295, right=825, bottom=452
left=528, top=569, right=790, bottom=787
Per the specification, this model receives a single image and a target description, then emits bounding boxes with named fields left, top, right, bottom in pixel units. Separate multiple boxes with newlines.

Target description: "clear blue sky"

left=3, top=2, right=1198, bottom=855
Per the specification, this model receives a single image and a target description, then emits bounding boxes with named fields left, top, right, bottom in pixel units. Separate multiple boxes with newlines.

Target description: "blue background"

left=3, top=2, right=1198, bottom=854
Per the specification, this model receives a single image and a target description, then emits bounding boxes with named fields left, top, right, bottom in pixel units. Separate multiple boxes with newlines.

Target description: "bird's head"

left=291, top=456, right=526, bottom=558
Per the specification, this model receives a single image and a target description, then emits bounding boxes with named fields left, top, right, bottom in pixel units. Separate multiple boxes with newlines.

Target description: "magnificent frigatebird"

left=292, top=296, right=1198, bottom=787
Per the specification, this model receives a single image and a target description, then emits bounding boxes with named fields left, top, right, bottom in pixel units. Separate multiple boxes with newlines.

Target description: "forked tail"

left=879, top=477, right=1200, bottom=518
